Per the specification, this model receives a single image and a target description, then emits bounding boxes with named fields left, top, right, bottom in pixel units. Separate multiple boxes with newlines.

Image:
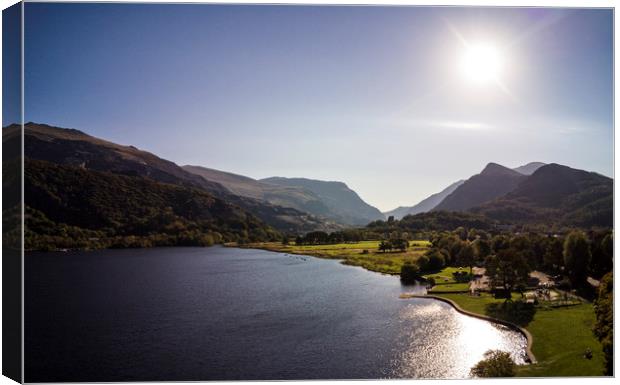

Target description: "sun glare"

left=459, top=43, right=503, bottom=85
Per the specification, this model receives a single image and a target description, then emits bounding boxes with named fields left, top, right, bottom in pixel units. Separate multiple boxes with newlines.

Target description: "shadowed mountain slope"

left=433, top=163, right=527, bottom=212
left=13, top=123, right=332, bottom=233
left=472, top=163, right=613, bottom=227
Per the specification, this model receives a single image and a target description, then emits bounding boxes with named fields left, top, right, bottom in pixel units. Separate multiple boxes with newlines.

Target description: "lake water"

left=25, top=246, right=527, bottom=381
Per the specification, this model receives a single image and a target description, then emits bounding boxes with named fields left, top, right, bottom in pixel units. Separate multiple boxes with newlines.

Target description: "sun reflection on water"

left=387, top=299, right=527, bottom=379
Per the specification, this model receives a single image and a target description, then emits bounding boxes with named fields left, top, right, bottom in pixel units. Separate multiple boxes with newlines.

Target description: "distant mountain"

left=182, top=165, right=336, bottom=222
left=433, top=163, right=527, bottom=212
left=13, top=123, right=333, bottom=234
left=383, top=180, right=465, bottom=219
left=472, top=163, right=613, bottom=228
left=513, top=162, right=546, bottom=175
left=260, top=177, right=385, bottom=226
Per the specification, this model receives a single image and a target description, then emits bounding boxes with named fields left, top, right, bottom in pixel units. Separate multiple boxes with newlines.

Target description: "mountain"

left=260, top=177, right=385, bottom=226
left=433, top=163, right=527, bottom=212
left=182, top=165, right=335, bottom=222
left=472, top=163, right=613, bottom=228
left=13, top=123, right=333, bottom=234
left=513, top=162, right=546, bottom=175
left=383, top=180, right=465, bottom=219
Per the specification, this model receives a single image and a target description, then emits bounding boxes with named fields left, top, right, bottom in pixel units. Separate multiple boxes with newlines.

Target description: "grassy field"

left=422, top=266, right=468, bottom=284
left=428, top=282, right=470, bottom=292
left=244, top=240, right=431, bottom=274
left=436, top=292, right=605, bottom=377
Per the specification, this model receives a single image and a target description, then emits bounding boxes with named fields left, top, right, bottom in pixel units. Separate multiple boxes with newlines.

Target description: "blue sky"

left=23, top=4, right=613, bottom=211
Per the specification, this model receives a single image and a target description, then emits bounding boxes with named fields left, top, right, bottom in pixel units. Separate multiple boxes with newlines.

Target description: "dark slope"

left=433, top=163, right=527, bottom=212
left=261, top=177, right=384, bottom=226
left=472, top=163, right=613, bottom=227
left=24, top=159, right=280, bottom=249
left=15, top=123, right=332, bottom=233
left=383, top=180, right=465, bottom=219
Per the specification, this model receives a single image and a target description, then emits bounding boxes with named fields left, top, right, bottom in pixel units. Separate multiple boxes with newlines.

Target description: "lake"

left=25, top=246, right=527, bottom=381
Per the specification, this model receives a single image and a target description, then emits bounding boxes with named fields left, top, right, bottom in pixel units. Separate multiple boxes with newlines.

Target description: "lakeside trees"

left=594, top=272, right=613, bottom=375
left=470, top=350, right=516, bottom=377
left=563, top=231, right=592, bottom=286
left=485, top=249, right=530, bottom=296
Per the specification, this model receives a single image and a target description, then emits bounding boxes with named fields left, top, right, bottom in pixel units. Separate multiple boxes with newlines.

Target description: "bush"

left=470, top=350, right=516, bottom=377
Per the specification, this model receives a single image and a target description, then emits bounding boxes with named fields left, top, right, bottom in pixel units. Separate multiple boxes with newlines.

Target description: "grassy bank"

left=243, top=240, right=430, bottom=274
left=435, top=292, right=605, bottom=377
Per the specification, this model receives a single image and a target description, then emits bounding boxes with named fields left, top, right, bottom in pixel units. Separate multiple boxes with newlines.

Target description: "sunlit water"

left=26, top=246, right=526, bottom=382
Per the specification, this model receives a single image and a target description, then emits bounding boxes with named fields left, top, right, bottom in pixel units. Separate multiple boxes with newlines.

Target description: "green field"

left=436, top=292, right=605, bottom=377
left=245, top=240, right=431, bottom=274
left=428, top=282, right=470, bottom=292
left=423, top=266, right=469, bottom=284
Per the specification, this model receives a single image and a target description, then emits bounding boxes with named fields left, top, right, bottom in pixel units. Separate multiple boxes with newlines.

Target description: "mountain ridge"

left=383, top=180, right=465, bottom=219
left=432, top=162, right=526, bottom=212
left=260, top=176, right=385, bottom=226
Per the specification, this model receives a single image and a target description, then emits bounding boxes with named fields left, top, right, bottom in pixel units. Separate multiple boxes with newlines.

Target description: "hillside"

left=383, top=180, right=465, bottom=219
left=14, top=123, right=332, bottom=233
left=182, top=165, right=338, bottom=223
left=24, top=159, right=280, bottom=250
left=433, top=163, right=526, bottom=212
left=472, top=163, right=613, bottom=228
left=261, top=177, right=385, bottom=226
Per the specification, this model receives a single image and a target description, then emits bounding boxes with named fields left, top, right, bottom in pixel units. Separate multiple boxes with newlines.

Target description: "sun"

left=459, top=43, right=503, bottom=85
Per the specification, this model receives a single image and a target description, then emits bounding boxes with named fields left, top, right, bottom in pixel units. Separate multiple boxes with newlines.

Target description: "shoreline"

left=239, top=244, right=404, bottom=276
left=400, top=293, right=537, bottom=364
left=244, top=243, right=536, bottom=365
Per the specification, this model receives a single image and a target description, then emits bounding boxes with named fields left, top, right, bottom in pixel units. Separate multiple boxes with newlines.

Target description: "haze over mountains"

left=182, top=166, right=383, bottom=226
left=260, top=177, right=384, bottom=226
left=10, top=122, right=613, bottom=245
left=383, top=180, right=465, bottom=220
left=384, top=162, right=546, bottom=219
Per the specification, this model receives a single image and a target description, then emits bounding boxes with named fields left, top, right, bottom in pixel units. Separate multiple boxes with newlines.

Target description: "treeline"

left=293, top=229, right=374, bottom=245
left=25, top=160, right=280, bottom=251
left=436, top=228, right=610, bottom=277
left=369, top=210, right=608, bottom=236
left=408, top=226, right=613, bottom=291
left=368, top=211, right=493, bottom=233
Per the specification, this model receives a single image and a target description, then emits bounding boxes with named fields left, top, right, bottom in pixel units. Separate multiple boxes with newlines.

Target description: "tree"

left=378, top=240, right=390, bottom=253
left=425, top=249, right=445, bottom=271
left=473, top=238, right=491, bottom=262
left=491, top=235, right=510, bottom=253
left=485, top=249, right=530, bottom=298
left=417, top=254, right=430, bottom=271
left=542, top=236, right=564, bottom=272
left=590, top=231, right=613, bottom=278
left=457, top=243, right=475, bottom=275
left=400, top=262, right=420, bottom=284
left=454, top=226, right=468, bottom=241
left=470, top=350, right=516, bottom=377
left=594, top=272, right=613, bottom=375
left=394, top=238, right=409, bottom=252
left=563, top=231, right=591, bottom=286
